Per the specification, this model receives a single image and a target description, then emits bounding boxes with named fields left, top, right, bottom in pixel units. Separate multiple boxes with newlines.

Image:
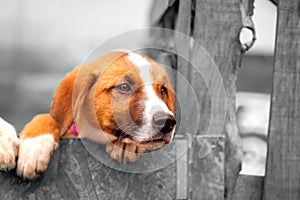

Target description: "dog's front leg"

left=0, top=117, right=19, bottom=170
left=17, top=113, right=59, bottom=179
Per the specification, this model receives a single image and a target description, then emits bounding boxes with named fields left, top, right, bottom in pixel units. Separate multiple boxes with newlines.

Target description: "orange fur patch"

left=20, top=114, right=60, bottom=143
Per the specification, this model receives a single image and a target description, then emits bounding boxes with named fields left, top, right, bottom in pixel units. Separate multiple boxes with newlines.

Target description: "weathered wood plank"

left=263, top=0, right=300, bottom=200
left=176, top=136, right=189, bottom=199
left=0, top=139, right=177, bottom=200
left=232, top=175, right=264, bottom=200
left=191, top=136, right=225, bottom=200
left=191, top=1, right=244, bottom=199
left=0, top=136, right=225, bottom=200
left=174, top=0, right=192, bottom=136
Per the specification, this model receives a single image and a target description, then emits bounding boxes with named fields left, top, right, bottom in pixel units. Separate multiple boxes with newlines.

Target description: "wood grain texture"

left=0, top=139, right=176, bottom=200
left=0, top=136, right=225, bottom=200
left=263, top=0, right=300, bottom=200
left=191, top=136, right=225, bottom=200
left=174, top=0, right=192, bottom=135
left=232, top=175, right=264, bottom=200
left=191, top=1, right=243, bottom=199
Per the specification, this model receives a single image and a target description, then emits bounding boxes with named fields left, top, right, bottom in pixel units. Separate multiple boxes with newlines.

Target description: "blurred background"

left=0, top=0, right=153, bottom=130
left=237, top=0, right=276, bottom=176
left=0, top=0, right=276, bottom=176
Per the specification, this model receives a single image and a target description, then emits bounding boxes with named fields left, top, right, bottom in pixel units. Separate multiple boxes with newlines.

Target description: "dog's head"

left=51, top=51, right=176, bottom=151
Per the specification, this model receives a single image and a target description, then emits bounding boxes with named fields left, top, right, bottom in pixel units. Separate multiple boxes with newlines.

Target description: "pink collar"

left=70, top=124, right=79, bottom=136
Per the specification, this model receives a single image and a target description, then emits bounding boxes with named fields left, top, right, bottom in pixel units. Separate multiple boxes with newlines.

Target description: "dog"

left=0, top=51, right=176, bottom=179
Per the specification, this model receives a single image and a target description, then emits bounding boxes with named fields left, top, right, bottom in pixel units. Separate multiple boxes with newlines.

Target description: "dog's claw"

left=106, top=141, right=145, bottom=164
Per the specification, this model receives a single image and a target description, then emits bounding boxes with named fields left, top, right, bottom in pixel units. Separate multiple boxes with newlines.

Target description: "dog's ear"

left=50, top=51, right=127, bottom=136
left=50, top=66, right=99, bottom=136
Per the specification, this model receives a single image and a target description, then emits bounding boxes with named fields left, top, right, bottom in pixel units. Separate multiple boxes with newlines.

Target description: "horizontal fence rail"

left=0, top=136, right=225, bottom=200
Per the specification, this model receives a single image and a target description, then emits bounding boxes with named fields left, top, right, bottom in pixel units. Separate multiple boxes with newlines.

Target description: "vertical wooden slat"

left=232, top=175, right=264, bottom=200
left=191, top=136, right=225, bottom=200
left=176, top=136, right=188, bottom=199
left=191, top=1, right=243, bottom=199
left=174, top=0, right=192, bottom=135
left=263, top=1, right=300, bottom=200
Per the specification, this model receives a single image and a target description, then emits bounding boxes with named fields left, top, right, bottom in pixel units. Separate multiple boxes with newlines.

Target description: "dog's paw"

left=106, top=140, right=146, bottom=164
left=0, top=118, right=19, bottom=171
left=17, top=134, right=58, bottom=179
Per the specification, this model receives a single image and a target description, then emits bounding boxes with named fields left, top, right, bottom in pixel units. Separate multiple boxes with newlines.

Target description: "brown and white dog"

left=0, top=51, right=176, bottom=179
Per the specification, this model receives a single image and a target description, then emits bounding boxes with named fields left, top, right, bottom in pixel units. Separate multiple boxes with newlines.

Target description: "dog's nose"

left=152, top=112, right=176, bottom=133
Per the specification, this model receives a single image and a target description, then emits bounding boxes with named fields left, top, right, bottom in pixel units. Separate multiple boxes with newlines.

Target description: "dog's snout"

left=152, top=112, right=176, bottom=133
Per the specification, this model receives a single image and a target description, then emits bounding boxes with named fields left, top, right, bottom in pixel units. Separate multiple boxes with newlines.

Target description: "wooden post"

left=190, top=1, right=244, bottom=197
left=232, top=175, right=264, bottom=200
left=263, top=0, right=300, bottom=199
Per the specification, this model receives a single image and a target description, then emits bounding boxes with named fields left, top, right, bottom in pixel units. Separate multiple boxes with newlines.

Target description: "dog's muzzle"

left=152, top=112, right=176, bottom=134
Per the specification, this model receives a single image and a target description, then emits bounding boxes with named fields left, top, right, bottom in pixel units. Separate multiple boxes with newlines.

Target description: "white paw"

left=0, top=117, right=19, bottom=170
left=17, top=134, right=58, bottom=179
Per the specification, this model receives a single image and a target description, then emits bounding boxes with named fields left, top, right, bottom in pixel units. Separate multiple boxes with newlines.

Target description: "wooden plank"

left=174, top=0, right=192, bottom=135
left=0, top=136, right=225, bottom=200
left=263, top=1, right=300, bottom=200
left=232, top=175, right=264, bottom=200
left=191, top=136, right=225, bottom=200
left=176, top=136, right=189, bottom=199
left=0, top=139, right=176, bottom=200
left=191, top=1, right=244, bottom=199
left=149, top=0, right=170, bottom=26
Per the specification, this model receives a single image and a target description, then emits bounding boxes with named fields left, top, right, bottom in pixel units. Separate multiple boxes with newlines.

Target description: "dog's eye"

left=116, top=83, right=132, bottom=93
left=161, top=86, right=167, bottom=98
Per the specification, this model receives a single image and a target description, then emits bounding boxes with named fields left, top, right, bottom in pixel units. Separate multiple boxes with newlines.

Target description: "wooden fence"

left=1, top=0, right=300, bottom=199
